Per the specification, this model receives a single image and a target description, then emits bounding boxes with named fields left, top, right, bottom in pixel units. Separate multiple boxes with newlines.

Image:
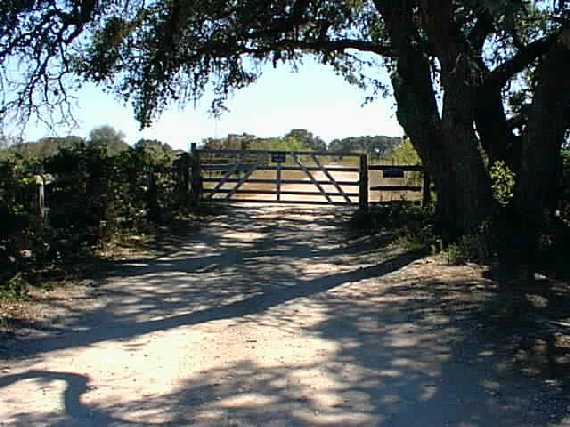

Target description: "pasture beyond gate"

left=189, top=144, right=430, bottom=209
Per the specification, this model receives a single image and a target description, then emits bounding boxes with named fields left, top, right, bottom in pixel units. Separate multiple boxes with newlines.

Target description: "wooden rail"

left=201, top=178, right=360, bottom=186
left=368, top=164, right=423, bottom=171
left=201, top=164, right=360, bottom=172
left=198, top=148, right=362, bottom=157
left=189, top=146, right=429, bottom=209
left=370, top=185, right=423, bottom=192
left=202, top=189, right=359, bottom=197
left=367, top=163, right=428, bottom=207
left=223, top=199, right=356, bottom=207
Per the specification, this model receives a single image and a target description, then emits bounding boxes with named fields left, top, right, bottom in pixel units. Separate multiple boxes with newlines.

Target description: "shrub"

left=445, top=232, right=492, bottom=265
left=1, top=141, right=192, bottom=292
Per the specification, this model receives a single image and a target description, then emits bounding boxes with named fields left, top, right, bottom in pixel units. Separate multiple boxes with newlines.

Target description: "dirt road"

left=1, top=206, right=569, bottom=426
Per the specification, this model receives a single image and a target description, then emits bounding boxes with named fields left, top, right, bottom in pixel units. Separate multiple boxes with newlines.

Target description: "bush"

left=446, top=233, right=491, bottom=265
left=1, top=141, right=191, bottom=292
left=0, top=273, right=29, bottom=300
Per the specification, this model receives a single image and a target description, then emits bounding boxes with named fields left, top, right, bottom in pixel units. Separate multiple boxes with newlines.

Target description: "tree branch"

left=274, top=38, right=395, bottom=57
left=468, top=10, right=495, bottom=52
left=485, top=32, right=562, bottom=89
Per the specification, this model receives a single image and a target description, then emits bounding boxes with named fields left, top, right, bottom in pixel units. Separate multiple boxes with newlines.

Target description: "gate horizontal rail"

left=368, top=164, right=423, bottom=171
left=201, top=164, right=360, bottom=173
left=189, top=144, right=428, bottom=208
left=202, top=189, right=360, bottom=197
left=370, top=185, right=423, bottom=192
left=223, top=199, right=355, bottom=206
left=201, top=177, right=359, bottom=186
left=197, top=148, right=361, bottom=157
left=192, top=146, right=363, bottom=207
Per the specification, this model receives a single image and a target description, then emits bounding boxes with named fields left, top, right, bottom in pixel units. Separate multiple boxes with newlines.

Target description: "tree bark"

left=474, top=81, right=521, bottom=173
left=379, top=1, right=493, bottom=235
left=514, top=32, right=570, bottom=272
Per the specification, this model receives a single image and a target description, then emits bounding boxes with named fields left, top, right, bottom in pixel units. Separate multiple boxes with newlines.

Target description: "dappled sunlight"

left=2, top=205, right=570, bottom=426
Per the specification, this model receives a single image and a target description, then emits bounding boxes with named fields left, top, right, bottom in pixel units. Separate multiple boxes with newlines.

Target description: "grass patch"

left=0, top=273, right=31, bottom=301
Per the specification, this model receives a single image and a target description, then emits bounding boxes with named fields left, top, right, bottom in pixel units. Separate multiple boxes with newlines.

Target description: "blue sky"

left=22, top=58, right=403, bottom=150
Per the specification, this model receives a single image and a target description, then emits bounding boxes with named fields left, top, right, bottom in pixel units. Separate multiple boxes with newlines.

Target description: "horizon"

left=16, top=128, right=404, bottom=149
left=10, top=57, right=404, bottom=150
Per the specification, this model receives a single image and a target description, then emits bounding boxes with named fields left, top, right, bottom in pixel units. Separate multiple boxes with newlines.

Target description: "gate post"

left=359, top=154, right=369, bottom=210
left=190, top=143, right=202, bottom=206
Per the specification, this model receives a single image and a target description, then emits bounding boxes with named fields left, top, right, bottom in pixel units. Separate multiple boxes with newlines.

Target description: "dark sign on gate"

left=271, top=152, right=286, bottom=163
left=383, top=167, right=405, bottom=178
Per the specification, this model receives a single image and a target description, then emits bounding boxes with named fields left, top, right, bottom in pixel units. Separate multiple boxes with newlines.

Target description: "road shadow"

left=1, top=205, right=569, bottom=426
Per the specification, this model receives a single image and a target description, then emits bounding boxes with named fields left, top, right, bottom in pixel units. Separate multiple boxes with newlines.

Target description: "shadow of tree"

left=1, top=206, right=569, bottom=426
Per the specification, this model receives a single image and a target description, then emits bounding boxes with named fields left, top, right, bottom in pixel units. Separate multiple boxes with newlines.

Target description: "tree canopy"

left=328, top=135, right=401, bottom=157
left=202, top=130, right=320, bottom=152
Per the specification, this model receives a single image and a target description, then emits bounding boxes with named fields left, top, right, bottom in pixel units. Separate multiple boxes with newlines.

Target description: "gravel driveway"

left=1, top=205, right=569, bottom=426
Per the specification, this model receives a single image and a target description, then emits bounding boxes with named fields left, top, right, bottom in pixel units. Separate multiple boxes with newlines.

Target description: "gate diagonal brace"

left=204, top=156, right=244, bottom=200
left=225, top=162, right=262, bottom=200
left=293, top=154, right=333, bottom=204
left=311, top=154, right=352, bottom=204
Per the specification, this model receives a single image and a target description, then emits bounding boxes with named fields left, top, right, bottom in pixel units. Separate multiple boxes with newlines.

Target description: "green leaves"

left=490, top=160, right=516, bottom=206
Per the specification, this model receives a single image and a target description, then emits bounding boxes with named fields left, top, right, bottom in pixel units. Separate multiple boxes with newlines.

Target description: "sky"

left=21, top=58, right=403, bottom=151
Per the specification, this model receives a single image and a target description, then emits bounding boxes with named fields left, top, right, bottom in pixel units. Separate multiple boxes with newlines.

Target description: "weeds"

left=350, top=203, right=437, bottom=253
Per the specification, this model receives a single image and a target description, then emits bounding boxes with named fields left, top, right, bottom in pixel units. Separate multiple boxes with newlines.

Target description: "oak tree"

left=2, top=0, right=569, bottom=263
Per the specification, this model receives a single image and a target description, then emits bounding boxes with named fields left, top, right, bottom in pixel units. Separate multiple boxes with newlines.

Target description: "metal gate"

left=190, top=144, right=368, bottom=209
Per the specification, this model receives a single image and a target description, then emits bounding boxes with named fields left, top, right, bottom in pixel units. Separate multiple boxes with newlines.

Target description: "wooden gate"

left=190, top=144, right=368, bottom=209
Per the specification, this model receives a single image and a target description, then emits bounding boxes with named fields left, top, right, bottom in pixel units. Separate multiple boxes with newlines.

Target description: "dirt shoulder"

left=1, top=205, right=570, bottom=426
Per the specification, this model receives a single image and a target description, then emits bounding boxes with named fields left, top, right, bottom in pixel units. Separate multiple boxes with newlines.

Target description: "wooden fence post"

left=190, top=143, right=202, bottom=206
left=359, top=154, right=369, bottom=210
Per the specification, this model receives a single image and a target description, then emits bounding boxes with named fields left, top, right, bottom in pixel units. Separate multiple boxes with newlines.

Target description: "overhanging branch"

left=274, top=39, right=395, bottom=57
left=485, top=32, right=561, bottom=89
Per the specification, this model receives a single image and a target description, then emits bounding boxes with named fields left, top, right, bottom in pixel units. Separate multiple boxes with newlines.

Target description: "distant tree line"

left=328, top=136, right=402, bottom=158
left=202, top=128, right=403, bottom=158
left=202, top=129, right=326, bottom=152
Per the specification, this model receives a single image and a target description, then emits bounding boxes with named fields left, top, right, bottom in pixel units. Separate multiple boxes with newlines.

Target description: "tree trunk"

left=474, top=82, right=521, bottom=173
left=514, top=33, right=570, bottom=273
left=379, top=1, right=493, bottom=236
left=439, top=70, right=494, bottom=234
left=391, top=61, right=493, bottom=234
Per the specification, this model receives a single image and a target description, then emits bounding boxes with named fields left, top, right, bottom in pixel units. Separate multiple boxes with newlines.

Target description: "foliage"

left=381, top=137, right=421, bottom=165
left=349, top=202, right=569, bottom=269
left=3, top=136, right=84, bottom=160
left=202, top=131, right=315, bottom=152
left=0, top=273, right=29, bottom=300
left=328, top=135, right=402, bottom=158
left=490, top=161, right=516, bottom=206
left=284, top=129, right=326, bottom=151
left=0, top=136, right=191, bottom=295
left=88, top=126, right=130, bottom=156
left=446, top=233, right=492, bottom=265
